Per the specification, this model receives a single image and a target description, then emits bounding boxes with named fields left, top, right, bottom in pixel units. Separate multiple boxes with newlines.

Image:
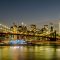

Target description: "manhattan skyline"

left=0, top=0, right=60, bottom=27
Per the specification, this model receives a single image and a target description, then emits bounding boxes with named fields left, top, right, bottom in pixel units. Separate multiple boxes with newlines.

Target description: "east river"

left=0, top=45, right=60, bottom=60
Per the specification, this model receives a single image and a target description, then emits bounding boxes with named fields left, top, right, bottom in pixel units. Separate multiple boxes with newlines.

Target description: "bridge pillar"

left=12, top=35, right=17, bottom=40
left=50, top=30, right=56, bottom=41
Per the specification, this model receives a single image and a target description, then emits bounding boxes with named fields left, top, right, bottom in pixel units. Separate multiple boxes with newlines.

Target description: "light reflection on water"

left=0, top=46, right=60, bottom=60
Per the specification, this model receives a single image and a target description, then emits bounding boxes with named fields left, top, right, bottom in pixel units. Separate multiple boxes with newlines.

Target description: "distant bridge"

left=0, top=32, right=60, bottom=41
left=0, top=23, right=60, bottom=41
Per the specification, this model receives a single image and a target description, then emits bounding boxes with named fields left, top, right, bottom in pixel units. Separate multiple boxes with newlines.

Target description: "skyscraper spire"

left=21, top=22, right=24, bottom=26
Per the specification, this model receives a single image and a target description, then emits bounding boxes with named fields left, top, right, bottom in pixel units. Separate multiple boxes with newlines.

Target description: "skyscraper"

left=59, top=22, right=60, bottom=34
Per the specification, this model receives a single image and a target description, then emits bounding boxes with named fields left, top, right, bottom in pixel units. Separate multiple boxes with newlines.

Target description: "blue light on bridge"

left=9, top=39, right=27, bottom=44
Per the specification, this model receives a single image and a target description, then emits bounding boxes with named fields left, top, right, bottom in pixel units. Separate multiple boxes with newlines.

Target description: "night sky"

left=0, top=0, right=60, bottom=27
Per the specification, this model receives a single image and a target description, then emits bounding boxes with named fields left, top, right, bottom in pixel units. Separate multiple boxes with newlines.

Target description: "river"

left=0, top=45, right=60, bottom=60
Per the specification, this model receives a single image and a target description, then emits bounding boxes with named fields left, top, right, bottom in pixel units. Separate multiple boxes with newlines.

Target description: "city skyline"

left=0, top=0, right=60, bottom=27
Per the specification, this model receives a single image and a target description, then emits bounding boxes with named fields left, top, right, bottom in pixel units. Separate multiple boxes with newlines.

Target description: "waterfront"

left=0, top=45, right=60, bottom=60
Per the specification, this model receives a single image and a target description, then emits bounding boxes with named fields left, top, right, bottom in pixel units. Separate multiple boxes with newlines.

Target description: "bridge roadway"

left=0, top=32, right=60, bottom=40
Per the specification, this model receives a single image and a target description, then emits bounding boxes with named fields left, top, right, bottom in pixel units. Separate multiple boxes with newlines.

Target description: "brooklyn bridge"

left=0, top=23, right=60, bottom=45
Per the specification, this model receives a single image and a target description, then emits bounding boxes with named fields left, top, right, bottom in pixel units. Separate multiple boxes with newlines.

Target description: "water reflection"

left=0, top=46, right=60, bottom=60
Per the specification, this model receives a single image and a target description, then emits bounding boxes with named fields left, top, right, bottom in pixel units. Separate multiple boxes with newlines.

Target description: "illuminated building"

left=10, top=26, right=13, bottom=32
left=10, top=23, right=18, bottom=40
left=59, top=22, right=60, bottom=34
left=30, top=24, right=36, bottom=32
left=0, top=24, right=10, bottom=33
left=44, top=25, right=48, bottom=31
left=18, top=26, right=23, bottom=33
left=18, top=25, right=27, bottom=33
left=13, top=25, right=17, bottom=33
